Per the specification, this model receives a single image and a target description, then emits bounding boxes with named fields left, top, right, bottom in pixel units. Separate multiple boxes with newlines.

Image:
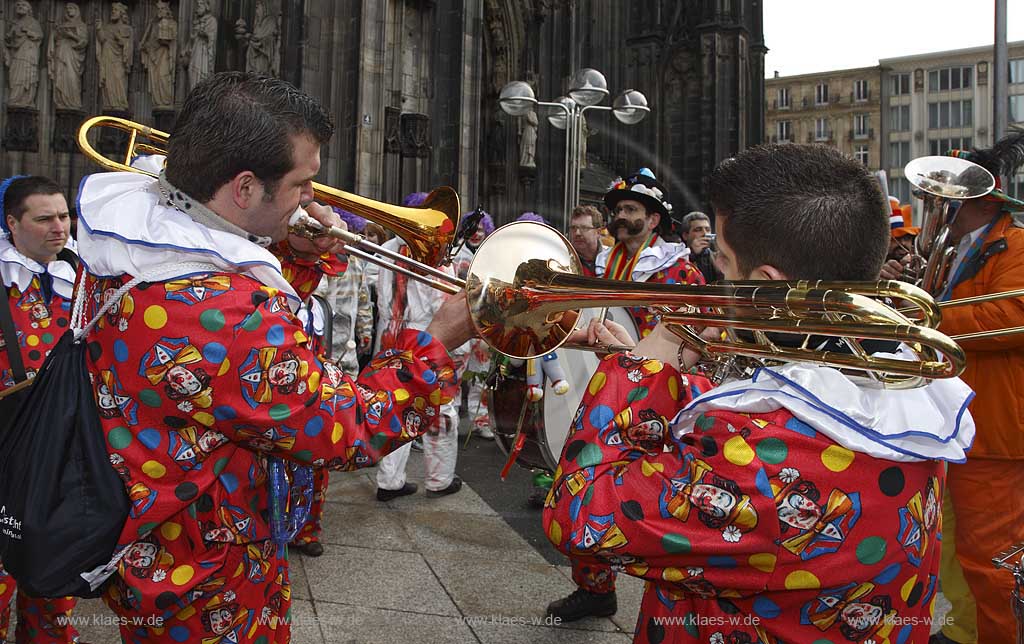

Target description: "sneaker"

left=475, top=425, right=495, bottom=440
left=296, top=541, right=324, bottom=557
left=546, top=588, right=617, bottom=622
left=426, top=476, right=463, bottom=497
left=410, top=437, right=424, bottom=452
left=376, top=482, right=418, bottom=502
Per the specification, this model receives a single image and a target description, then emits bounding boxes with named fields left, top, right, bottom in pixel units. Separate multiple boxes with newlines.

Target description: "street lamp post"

left=499, top=69, right=649, bottom=230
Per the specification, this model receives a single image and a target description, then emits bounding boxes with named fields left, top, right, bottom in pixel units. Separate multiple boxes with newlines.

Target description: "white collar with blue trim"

left=0, top=237, right=77, bottom=300
left=670, top=352, right=975, bottom=463
left=76, top=162, right=301, bottom=311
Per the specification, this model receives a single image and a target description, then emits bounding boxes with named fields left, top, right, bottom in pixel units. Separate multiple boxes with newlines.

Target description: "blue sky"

left=764, top=0, right=1024, bottom=77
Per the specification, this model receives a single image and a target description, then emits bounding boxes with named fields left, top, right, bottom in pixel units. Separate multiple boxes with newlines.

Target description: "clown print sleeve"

left=210, top=288, right=456, bottom=469
left=278, top=247, right=348, bottom=301
left=543, top=353, right=779, bottom=593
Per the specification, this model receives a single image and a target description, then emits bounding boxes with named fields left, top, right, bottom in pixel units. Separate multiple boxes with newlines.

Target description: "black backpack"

left=0, top=266, right=144, bottom=598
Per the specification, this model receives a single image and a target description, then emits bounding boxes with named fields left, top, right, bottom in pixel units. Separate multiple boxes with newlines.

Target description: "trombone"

left=77, top=115, right=463, bottom=291
left=77, top=117, right=965, bottom=386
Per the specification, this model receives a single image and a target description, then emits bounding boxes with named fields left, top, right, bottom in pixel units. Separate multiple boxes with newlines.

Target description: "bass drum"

left=488, top=307, right=640, bottom=473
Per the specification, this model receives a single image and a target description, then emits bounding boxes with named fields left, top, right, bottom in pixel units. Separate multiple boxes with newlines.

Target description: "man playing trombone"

left=543, top=144, right=975, bottom=642
left=74, top=72, right=473, bottom=643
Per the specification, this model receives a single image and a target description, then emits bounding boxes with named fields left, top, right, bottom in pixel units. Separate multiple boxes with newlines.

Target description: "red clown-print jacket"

left=630, top=258, right=705, bottom=338
left=84, top=257, right=456, bottom=587
left=544, top=355, right=944, bottom=644
left=0, top=274, right=71, bottom=385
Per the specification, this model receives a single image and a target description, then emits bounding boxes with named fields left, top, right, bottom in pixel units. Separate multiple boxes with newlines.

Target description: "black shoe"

left=296, top=541, right=324, bottom=557
left=546, top=588, right=617, bottom=622
left=426, top=476, right=463, bottom=497
left=376, top=482, right=418, bottom=501
left=929, top=634, right=965, bottom=644
left=527, top=487, right=547, bottom=509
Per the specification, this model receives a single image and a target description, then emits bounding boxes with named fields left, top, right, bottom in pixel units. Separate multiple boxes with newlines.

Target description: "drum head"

left=538, top=307, right=640, bottom=471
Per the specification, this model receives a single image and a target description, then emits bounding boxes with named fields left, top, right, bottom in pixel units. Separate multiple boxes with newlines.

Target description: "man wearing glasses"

left=567, top=205, right=607, bottom=277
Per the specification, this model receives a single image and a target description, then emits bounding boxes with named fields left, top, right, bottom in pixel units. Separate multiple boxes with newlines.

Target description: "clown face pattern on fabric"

left=543, top=354, right=947, bottom=643
left=627, top=256, right=705, bottom=338
left=79, top=260, right=456, bottom=639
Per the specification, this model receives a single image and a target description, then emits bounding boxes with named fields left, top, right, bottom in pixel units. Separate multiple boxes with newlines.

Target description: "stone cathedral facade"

left=1, top=0, right=765, bottom=229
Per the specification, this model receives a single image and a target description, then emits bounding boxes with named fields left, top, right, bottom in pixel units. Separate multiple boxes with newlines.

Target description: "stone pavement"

left=11, top=445, right=952, bottom=643
left=40, top=450, right=640, bottom=644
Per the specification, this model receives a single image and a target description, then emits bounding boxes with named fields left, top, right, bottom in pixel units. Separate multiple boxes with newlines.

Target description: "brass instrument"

left=905, top=155, right=996, bottom=295
left=466, top=222, right=965, bottom=386
left=76, top=115, right=462, bottom=281
left=993, top=543, right=1024, bottom=644
left=77, top=117, right=966, bottom=385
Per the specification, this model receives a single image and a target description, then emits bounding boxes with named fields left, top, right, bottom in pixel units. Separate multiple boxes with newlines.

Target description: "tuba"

left=904, top=155, right=996, bottom=295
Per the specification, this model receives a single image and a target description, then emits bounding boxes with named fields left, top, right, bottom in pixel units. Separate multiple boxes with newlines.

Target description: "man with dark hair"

left=680, top=211, right=721, bottom=283
left=568, top=204, right=606, bottom=277
left=544, top=144, right=974, bottom=642
left=0, top=175, right=80, bottom=643
left=75, top=72, right=472, bottom=643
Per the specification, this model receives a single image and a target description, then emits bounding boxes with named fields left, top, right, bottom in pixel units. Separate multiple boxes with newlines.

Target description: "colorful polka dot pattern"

left=543, top=354, right=946, bottom=643
left=81, top=262, right=457, bottom=639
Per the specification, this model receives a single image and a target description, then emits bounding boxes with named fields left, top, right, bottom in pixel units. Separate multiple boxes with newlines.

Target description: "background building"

left=765, top=66, right=883, bottom=171
left=880, top=41, right=1024, bottom=214
left=0, top=0, right=766, bottom=231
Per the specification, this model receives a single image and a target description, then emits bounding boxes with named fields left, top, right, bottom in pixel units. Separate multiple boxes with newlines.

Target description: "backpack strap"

left=0, top=285, right=26, bottom=383
left=71, top=263, right=222, bottom=342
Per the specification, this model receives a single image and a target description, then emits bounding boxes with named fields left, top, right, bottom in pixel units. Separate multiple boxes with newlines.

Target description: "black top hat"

left=603, top=168, right=673, bottom=222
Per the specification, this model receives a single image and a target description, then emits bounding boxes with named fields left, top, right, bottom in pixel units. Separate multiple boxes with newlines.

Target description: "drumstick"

left=499, top=394, right=533, bottom=480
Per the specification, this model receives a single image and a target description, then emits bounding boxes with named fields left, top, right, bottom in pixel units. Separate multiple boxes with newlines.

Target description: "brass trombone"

left=77, top=117, right=965, bottom=385
left=77, top=116, right=463, bottom=287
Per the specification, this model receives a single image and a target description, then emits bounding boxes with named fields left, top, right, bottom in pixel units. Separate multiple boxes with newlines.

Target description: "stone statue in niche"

left=235, top=0, right=279, bottom=77
left=96, top=2, right=134, bottom=111
left=141, top=0, right=178, bottom=109
left=579, top=114, right=595, bottom=169
left=4, top=0, right=43, bottom=108
left=182, top=0, right=218, bottom=90
left=518, top=110, right=537, bottom=168
left=48, top=2, right=88, bottom=111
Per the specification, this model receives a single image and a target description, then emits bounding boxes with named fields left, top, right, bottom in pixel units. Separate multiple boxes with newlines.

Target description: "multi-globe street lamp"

left=499, top=68, right=649, bottom=229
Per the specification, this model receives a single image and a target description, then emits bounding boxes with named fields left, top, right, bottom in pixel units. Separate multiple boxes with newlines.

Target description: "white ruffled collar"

left=671, top=355, right=976, bottom=463
left=76, top=167, right=301, bottom=310
left=595, top=237, right=691, bottom=282
left=0, top=237, right=77, bottom=300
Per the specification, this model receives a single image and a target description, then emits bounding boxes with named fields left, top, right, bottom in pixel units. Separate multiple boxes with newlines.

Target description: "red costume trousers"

left=0, top=566, right=78, bottom=643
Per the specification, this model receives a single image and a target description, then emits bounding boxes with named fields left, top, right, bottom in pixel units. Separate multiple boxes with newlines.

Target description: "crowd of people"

left=0, top=70, right=1022, bottom=644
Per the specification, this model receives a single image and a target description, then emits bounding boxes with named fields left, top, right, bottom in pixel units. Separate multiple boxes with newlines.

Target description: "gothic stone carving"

left=401, top=113, right=431, bottom=158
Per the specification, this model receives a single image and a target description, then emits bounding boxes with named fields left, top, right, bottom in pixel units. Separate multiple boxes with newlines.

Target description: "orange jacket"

left=940, top=214, right=1024, bottom=459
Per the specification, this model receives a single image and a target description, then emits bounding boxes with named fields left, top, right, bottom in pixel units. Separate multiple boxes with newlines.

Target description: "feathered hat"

left=604, top=168, right=674, bottom=228
left=946, top=126, right=1024, bottom=212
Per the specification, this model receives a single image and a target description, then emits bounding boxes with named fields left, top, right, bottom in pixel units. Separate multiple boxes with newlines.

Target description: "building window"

left=815, top=83, right=829, bottom=105
left=928, top=66, right=973, bottom=91
left=890, top=141, right=911, bottom=168
left=929, top=136, right=973, bottom=156
left=777, top=87, right=791, bottom=109
left=854, top=113, right=870, bottom=138
left=890, top=177, right=911, bottom=204
left=1011, top=59, right=1024, bottom=84
left=927, top=99, right=973, bottom=129
left=854, top=80, right=870, bottom=102
left=815, top=118, right=830, bottom=141
left=889, top=104, right=911, bottom=132
left=1011, top=95, right=1024, bottom=123
left=891, top=73, right=911, bottom=95
left=1008, top=173, right=1024, bottom=201
left=855, top=145, right=869, bottom=166
left=777, top=120, right=792, bottom=142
